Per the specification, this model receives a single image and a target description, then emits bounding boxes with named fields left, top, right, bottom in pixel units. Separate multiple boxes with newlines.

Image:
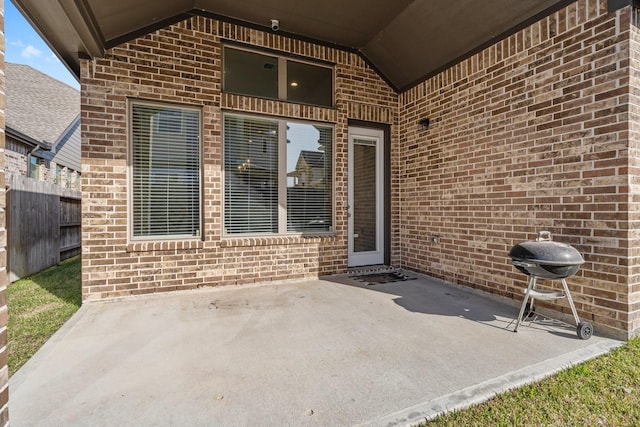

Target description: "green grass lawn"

left=7, top=256, right=81, bottom=376
left=427, top=336, right=640, bottom=426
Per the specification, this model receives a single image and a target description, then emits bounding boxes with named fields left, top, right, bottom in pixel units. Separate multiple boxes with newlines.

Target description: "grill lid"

left=509, top=231, right=584, bottom=266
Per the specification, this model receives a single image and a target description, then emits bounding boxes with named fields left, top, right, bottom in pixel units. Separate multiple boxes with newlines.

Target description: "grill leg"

left=514, top=275, right=537, bottom=332
left=561, top=278, right=581, bottom=326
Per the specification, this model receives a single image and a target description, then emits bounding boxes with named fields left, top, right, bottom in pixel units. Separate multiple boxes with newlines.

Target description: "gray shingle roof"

left=300, top=151, right=325, bottom=168
left=5, top=63, right=79, bottom=148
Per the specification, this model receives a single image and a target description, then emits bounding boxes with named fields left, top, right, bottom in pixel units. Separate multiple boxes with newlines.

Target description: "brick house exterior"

left=74, top=0, right=639, bottom=339
left=400, top=2, right=639, bottom=337
left=5, top=63, right=81, bottom=189
left=80, top=18, right=398, bottom=298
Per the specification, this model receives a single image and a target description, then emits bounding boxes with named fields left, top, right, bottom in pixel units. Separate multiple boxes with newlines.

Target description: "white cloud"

left=21, top=45, right=42, bottom=59
left=10, top=40, right=25, bottom=48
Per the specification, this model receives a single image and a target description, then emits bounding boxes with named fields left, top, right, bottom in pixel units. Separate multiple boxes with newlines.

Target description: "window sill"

left=220, top=234, right=337, bottom=248
left=127, top=239, right=204, bottom=253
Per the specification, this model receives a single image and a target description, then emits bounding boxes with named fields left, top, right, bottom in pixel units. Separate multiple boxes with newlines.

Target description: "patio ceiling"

left=13, top=0, right=573, bottom=91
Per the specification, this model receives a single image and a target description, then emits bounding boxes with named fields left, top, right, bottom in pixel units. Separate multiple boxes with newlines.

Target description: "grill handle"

left=512, top=260, right=535, bottom=269
left=536, top=231, right=552, bottom=242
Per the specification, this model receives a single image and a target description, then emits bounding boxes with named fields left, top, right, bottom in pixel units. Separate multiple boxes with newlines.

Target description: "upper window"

left=224, top=48, right=279, bottom=99
left=130, top=101, right=201, bottom=239
left=223, top=46, right=334, bottom=108
left=224, top=113, right=333, bottom=235
left=286, top=60, right=333, bottom=107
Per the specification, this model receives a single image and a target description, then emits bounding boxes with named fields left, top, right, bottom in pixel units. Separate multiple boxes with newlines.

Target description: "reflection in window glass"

left=29, top=156, right=39, bottom=180
left=223, top=47, right=278, bottom=99
left=286, top=123, right=333, bottom=232
left=223, top=114, right=334, bottom=235
left=287, top=61, right=333, bottom=107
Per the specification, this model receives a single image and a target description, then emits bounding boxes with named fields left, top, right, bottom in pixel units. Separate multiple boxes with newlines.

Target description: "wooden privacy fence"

left=6, top=174, right=81, bottom=282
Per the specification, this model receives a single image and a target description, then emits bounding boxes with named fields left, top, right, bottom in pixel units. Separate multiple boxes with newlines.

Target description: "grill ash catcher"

left=509, top=231, right=593, bottom=340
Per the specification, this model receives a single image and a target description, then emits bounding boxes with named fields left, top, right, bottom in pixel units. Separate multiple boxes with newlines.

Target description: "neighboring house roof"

left=299, top=151, right=325, bottom=169
left=5, top=63, right=81, bottom=171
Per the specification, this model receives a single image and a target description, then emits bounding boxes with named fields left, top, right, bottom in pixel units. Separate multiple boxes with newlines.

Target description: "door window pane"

left=353, top=140, right=377, bottom=252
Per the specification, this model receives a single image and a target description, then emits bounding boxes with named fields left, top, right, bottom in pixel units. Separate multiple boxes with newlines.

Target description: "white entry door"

left=348, top=127, right=384, bottom=267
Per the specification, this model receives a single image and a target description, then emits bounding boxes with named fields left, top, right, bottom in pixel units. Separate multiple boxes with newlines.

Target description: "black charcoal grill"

left=509, top=231, right=592, bottom=339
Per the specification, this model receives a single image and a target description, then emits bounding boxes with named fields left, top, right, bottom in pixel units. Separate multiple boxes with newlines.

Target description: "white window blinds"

left=224, top=115, right=279, bottom=234
left=131, top=103, right=201, bottom=238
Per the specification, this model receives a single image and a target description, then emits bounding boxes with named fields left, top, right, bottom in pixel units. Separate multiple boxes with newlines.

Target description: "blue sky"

left=5, top=1, right=79, bottom=89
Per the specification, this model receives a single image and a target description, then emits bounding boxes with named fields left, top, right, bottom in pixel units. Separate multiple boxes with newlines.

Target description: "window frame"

left=222, top=111, right=335, bottom=237
left=55, top=164, right=62, bottom=186
left=222, top=43, right=335, bottom=108
left=127, top=98, right=204, bottom=242
left=28, top=155, right=40, bottom=180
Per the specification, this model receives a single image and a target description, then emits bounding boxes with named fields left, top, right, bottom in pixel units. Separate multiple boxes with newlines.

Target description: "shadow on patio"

left=332, top=271, right=584, bottom=340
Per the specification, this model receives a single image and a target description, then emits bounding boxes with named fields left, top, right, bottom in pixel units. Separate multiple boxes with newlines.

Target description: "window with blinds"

left=224, top=113, right=333, bottom=235
left=131, top=102, right=201, bottom=238
left=224, top=115, right=279, bottom=234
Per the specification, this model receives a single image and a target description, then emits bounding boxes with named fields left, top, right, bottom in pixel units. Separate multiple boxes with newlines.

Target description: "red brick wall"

left=399, top=0, right=636, bottom=338
left=80, top=16, right=398, bottom=300
left=630, top=9, right=640, bottom=336
left=0, top=0, right=9, bottom=423
left=81, top=2, right=640, bottom=338
left=5, top=137, right=28, bottom=177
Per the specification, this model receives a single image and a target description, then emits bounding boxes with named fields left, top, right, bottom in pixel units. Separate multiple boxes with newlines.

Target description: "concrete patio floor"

left=10, top=272, right=622, bottom=427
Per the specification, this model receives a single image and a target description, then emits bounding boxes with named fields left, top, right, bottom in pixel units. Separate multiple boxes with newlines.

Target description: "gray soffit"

left=14, top=0, right=583, bottom=91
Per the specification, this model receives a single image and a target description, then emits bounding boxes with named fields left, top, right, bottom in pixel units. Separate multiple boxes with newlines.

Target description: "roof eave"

left=12, top=0, right=104, bottom=80
left=6, top=127, right=53, bottom=151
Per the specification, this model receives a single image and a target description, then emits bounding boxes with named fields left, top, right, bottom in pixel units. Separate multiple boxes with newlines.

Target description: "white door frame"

left=347, top=126, right=384, bottom=267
